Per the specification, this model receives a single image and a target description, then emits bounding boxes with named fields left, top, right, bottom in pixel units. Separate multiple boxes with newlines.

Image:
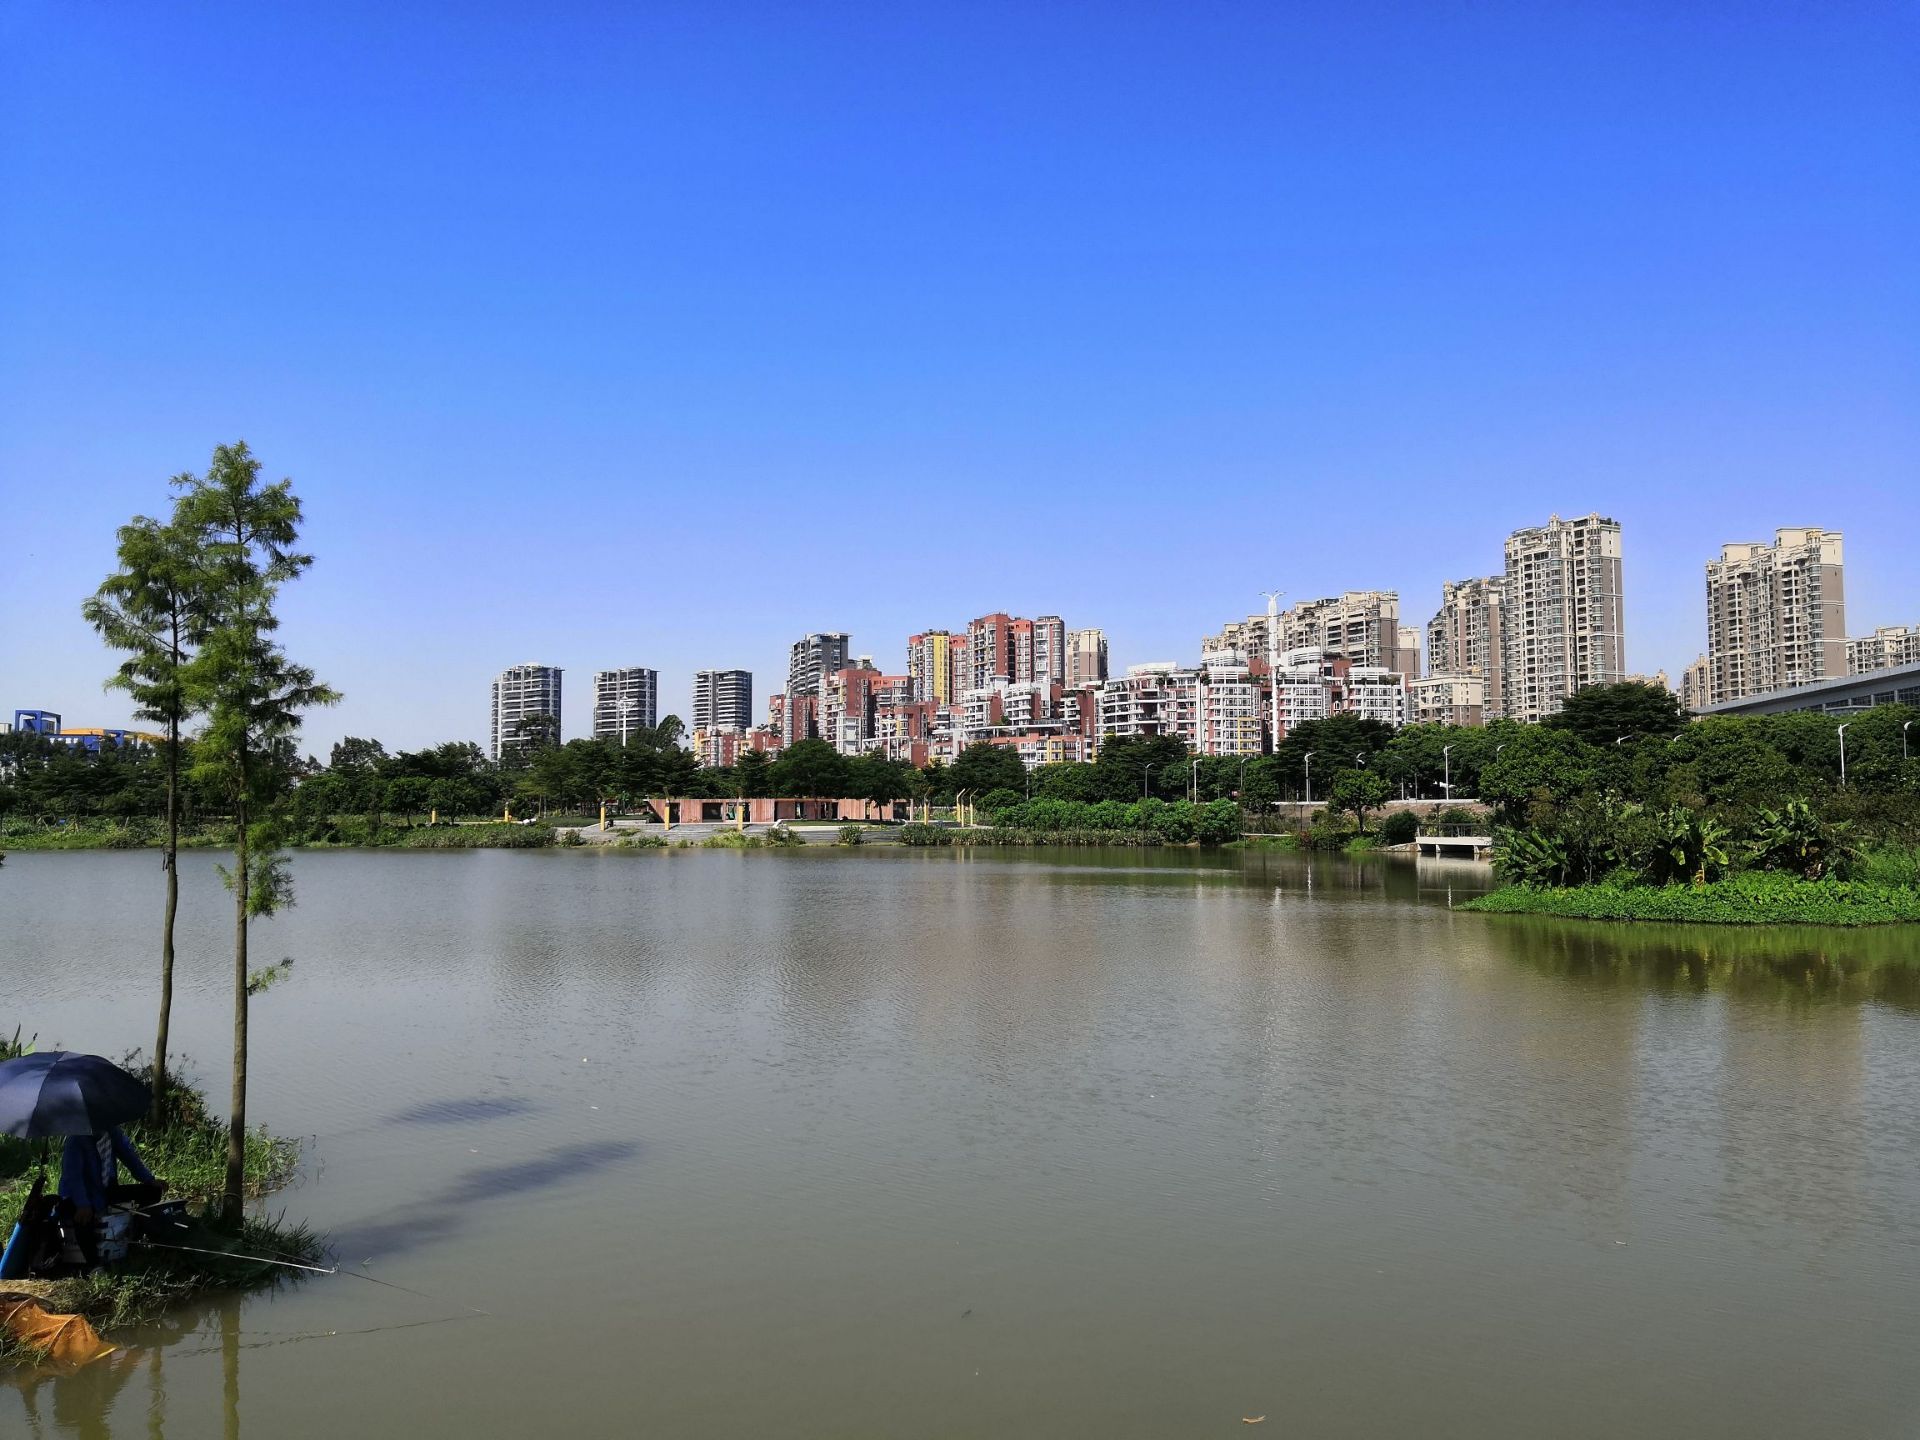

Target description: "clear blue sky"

left=4, top=1, right=1915, bottom=754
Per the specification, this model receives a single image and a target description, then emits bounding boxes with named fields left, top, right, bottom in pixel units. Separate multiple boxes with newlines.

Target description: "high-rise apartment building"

left=491, top=663, right=563, bottom=759
left=1211, top=593, right=1413, bottom=677
left=1065, top=628, right=1109, bottom=688
left=787, top=633, right=850, bottom=704
left=967, top=613, right=1019, bottom=690
left=907, top=630, right=960, bottom=704
left=592, top=667, right=658, bottom=743
left=1425, top=575, right=1507, bottom=717
left=1847, top=624, right=1920, bottom=675
left=1500, top=514, right=1625, bottom=723
left=1278, top=592, right=1415, bottom=675
left=693, top=669, right=754, bottom=732
left=1704, top=528, right=1845, bottom=705
left=1680, top=654, right=1710, bottom=713
left=1032, top=616, right=1067, bottom=686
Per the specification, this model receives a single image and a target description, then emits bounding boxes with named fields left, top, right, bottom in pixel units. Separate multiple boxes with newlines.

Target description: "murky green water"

left=5, top=848, right=1920, bottom=1437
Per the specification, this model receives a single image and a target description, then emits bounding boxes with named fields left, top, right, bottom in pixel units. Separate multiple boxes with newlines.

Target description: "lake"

left=6, top=847, right=1920, bottom=1437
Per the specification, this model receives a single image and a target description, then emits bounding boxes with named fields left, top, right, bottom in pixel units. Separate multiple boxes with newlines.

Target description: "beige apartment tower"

left=1704, top=527, right=1845, bottom=705
left=1425, top=575, right=1506, bottom=719
left=1500, top=514, right=1625, bottom=723
left=1065, top=628, right=1109, bottom=688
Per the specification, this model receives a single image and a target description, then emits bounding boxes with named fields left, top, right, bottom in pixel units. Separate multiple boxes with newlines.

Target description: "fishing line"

left=128, top=1238, right=491, bottom=1315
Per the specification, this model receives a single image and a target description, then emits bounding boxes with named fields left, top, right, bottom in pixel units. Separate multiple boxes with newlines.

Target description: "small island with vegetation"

left=1460, top=686, right=1920, bottom=927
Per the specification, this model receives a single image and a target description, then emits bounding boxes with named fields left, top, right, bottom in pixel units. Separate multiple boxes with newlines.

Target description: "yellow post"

left=736, top=800, right=746, bottom=833
left=600, top=801, right=608, bottom=832
left=430, top=807, right=438, bottom=827
left=663, top=798, right=672, bottom=834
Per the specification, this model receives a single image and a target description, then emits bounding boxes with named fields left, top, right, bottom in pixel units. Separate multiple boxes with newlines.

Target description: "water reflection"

left=6, top=849, right=1920, bottom=1439
left=1479, top=913, right=1920, bottom=1009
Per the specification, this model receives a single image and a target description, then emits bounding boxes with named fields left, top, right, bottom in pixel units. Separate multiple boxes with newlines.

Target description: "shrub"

left=899, top=823, right=954, bottom=847
left=837, top=824, right=866, bottom=846
left=763, top=824, right=804, bottom=847
left=1463, top=872, right=1920, bottom=926
left=1379, top=810, right=1418, bottom=846
left=1747, top=799, right=1858, bottom=880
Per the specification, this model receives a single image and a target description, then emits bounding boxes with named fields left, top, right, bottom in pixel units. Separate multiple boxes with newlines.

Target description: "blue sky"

left=4, top=1, right=1915, bottom=754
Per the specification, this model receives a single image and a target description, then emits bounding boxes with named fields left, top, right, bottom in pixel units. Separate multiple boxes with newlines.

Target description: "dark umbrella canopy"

left=0, top=1052, right=151, bottom=1139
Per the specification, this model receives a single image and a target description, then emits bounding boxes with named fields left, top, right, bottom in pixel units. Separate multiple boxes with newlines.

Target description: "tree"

left=1543, top=681, right=1685, bottom=748
left=733, top=748, right=772, bottom=797
left=328, top=736, right=387, bottom=773
left=1328, top=770, right=1391, bottom=832
left=177, top=442, right=337, bottom=1219
left=950, top=742, right=1026, bottom=799
left=83, top=511, right=208, bottom=1118
left=1093, top=734, right=1190, bottom=800
left=771, top=738, right=849, bottom=798
left=1478, top=726, right=1600, bottom=824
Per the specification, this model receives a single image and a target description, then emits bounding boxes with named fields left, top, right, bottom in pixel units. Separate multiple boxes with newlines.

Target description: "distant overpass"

left=1696, top=661, right=1920, bottom=717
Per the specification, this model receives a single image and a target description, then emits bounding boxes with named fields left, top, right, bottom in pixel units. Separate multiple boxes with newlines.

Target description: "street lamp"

left=1191, top=756, right=1202, bottom=804
left=1441, top=743, right=1453, bottom=802
left=1837, top=723, right=1851, bottom=788
left=1303, top=751, right=1316, bottom=805
left=1904, top=720, right=1913, bottom=762
left=1141, top=762, right=1155, bottom=798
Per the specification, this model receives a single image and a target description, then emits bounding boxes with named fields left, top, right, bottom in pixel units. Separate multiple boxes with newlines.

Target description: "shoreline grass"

left=1462, top=873, right=1920, bottom=926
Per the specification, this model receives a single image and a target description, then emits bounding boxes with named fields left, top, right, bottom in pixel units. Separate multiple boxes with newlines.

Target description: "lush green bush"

left=837, top=824, right=866, bottom=845
left=399, top=823, right=554, bottom=848
left=1463, top=872, right=1920, bottom=926
left=899, top=823, right=955, bottom=846
left=1379, top=810, right=1419, bottom=845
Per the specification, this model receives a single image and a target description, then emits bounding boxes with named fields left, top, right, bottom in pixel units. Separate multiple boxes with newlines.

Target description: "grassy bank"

left=1462, top=873, right=1920, bottom=926
left=1, top=1065, right=318, bottom=1363
left=2, top=818, right=553, bottom=850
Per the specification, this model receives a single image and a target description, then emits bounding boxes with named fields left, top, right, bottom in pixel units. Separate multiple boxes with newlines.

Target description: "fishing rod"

left=128, top=1235, right=491, bottom=1315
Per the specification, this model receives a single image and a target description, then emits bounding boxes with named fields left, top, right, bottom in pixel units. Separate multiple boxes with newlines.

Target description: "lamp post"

left=1191, top=756, right=1202, bottom=804
left=1904, top=720, right=1912, bottom=762
left=1837, top=723, right=1851, bottom=788
left=1304, top=751, right=1315, bottom=805
left=1441, top=743, right=1453, bottom=802
left=1141, top=763, right=1155, bottom=799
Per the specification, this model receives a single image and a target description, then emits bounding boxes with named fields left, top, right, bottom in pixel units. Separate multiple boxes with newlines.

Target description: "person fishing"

left=58, top=1126, right=165, bottom=1264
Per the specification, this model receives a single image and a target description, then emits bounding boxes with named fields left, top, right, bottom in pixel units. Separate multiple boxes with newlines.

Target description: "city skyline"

left=5, top=5, right=1915, bottom=754
left=15, top=507, right=1920, bottom=756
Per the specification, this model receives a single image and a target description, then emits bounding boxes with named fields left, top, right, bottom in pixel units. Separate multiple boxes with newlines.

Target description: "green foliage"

left=1492, top=826, right=1573, bottom=886
left=1194, top=799, right=1243, bottom=846
left=1327, top=770, right=1391, bottom=831
left=977, top=787, right=1023, bottom=817
left=769, top=739, right=850, bottom=798
left=837, top=824, right=866, bottom=845
left=950, top=742, right=1028, bottom=799
left=1379, top=810, right=1418, bottom=845
left=1543, top=681, right=1687, bottom=746
left=1463, top=873, right=1920, bottom=926
left=1646, top=804, right=1732, bottom=886
left=899, top=823, right=956, bottom=846
left=762, top=823, right=805, bottom=847
left=1747, top=799, right=1857, bottom=880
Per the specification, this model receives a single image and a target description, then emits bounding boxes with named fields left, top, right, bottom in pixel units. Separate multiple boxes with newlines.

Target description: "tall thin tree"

left=83, top=510, right=207, bottom=1119
left=176, top=442, right=337, bottom=1219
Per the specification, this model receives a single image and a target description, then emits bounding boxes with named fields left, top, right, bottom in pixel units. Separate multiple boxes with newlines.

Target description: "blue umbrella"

left=0, top=1052, right=151, bottom=1139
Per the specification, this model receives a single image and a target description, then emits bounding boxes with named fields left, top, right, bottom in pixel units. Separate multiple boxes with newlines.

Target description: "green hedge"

left=1462, top=873, right=1920, bottom=926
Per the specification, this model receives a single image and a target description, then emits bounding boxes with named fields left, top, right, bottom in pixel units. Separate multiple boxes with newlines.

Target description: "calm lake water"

left=6, top=847, right=1920, bottom=1438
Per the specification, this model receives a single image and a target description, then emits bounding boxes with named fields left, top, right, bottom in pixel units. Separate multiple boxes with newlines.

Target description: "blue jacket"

left=58, top=1128, right=157, bottom=1213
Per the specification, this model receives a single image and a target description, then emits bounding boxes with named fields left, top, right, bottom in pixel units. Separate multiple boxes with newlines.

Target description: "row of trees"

left=13, top=684, right=1918, bottom=837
